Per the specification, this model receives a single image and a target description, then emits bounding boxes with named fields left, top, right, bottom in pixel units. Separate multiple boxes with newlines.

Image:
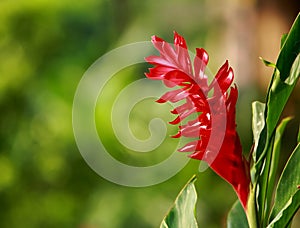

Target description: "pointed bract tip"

left=171, top=108, right=178, bottom=114
left=196, top=48, right=209, bottom=65
left=169, top=116, right=181, bottom=125
left=151, top=35, right=164, bottom=43
left=171, top=132, right=181, bottom=138
left=173, top=31, right=187, bottom=48
left=156, top=98, right=166, bottom=103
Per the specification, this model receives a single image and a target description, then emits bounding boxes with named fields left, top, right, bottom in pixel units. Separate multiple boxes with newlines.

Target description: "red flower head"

left=145, top=32, right=250, bottom=210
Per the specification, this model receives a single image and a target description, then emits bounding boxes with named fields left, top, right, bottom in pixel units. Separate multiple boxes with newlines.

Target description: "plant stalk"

left=247, top=185, right=259, bottom=228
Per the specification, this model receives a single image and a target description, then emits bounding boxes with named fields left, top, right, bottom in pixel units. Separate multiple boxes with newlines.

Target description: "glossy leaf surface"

left=160, top=176, right=198, bottom=228
left=227, top=200, right=249, bottom=228
left=268, top=144, right=300, bottom=227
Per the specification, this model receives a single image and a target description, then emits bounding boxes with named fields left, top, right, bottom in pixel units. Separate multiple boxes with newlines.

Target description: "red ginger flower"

left=145, top=32, right=250, bottom=210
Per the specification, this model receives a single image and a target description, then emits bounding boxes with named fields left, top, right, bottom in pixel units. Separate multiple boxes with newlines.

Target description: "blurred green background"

left=0, top=0, right=299, bottom=227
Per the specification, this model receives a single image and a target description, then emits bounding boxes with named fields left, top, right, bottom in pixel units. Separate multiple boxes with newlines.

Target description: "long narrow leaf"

left=255, top=13, right=300, bottom=170
left=267, top=191, right=300, bottom=228
left=258, top=119, right=296, bottom=226
left=265, top=13, right=300, bottom=139
left=257, top=136, right=275, bottom=226
left=297, top=125, right=300, bottom=143
left=250, top=101, right=266, bottom=189
left=264, top=117, right=292, bottom=224
left=251, top=101, right=266, bottom=165
left=280, top=33, right=288, bottom=48
left=268, top=144, right=300, bottom=226
left=252, top=13, right=300, bottom=226
left=160, top=176, right=198, bottom=228
left=227, top=200, right=249, bottom=228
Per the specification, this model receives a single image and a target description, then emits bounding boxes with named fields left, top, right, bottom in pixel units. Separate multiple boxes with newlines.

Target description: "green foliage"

left=251, top=101, right=265, bottom=169
left=268, top=144, right=300, bottom=227
left=266, top=118, right=292, bottom=217
left=249, top=13, right=300, bottom=228
left=254, top=13, right=300, bottom=169
left=227, top=201, right=249, bottom=228
left=160, top=176, right=198, bottom=228
left=298, top=126, right=300, bottom=143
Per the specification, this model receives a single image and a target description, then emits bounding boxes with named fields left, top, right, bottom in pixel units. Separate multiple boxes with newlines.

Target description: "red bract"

left=145, top=32, right=250, bottom=210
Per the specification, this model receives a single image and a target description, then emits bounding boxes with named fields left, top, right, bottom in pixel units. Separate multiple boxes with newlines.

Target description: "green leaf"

left=227, top=200, right=249, bottom=228
left=297, top=125, right=300, bottom=143
left=251, top=101, right=266, bottom=159
left=259, top=57, right=277, bottom=69
left=267, top=191, right=300, bottom=228
left=265, top=118, right=292, bottom=222
left=160, top=175, right=198, bottom=228
left=268, top=143, right=300, bottom=227
left=252, top=101, right=266, bottom=159
left=251, top=101, right=266, bottom=182
left=265, top=13, right=300, bottom=141
left=253, top=14, right=300, bottom=225
left=255, top=13, right=300, bottom=168
left=256, top=118, right=292, bottom=227
left=280, top=33, right=288, bottom=48
left=256, top=135, right=275, bottom=227
left=285, top=53, right=300, bottom=85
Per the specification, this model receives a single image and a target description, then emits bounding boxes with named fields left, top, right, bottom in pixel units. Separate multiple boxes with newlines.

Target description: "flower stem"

left=247, top=185, right=259, bottom=228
